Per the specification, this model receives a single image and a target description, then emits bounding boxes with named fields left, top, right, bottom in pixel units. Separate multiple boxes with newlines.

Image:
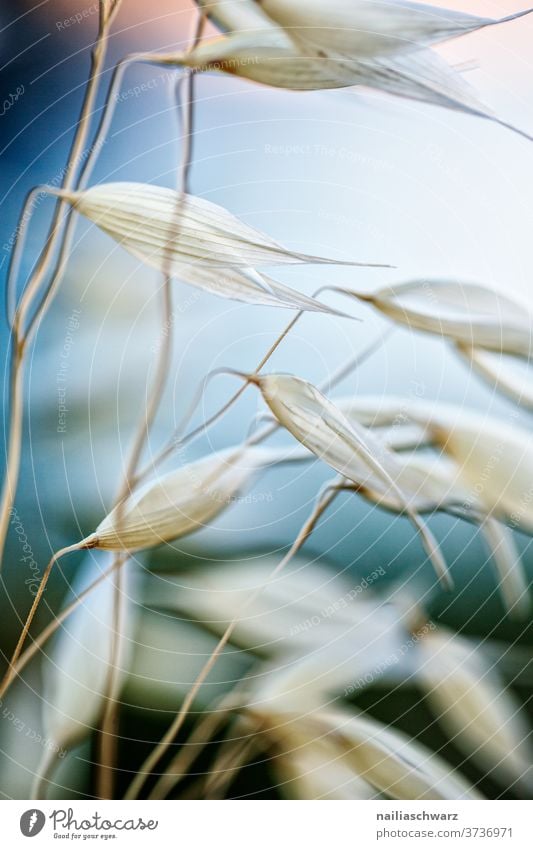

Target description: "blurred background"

left=0, top=0, right=532, bottom=799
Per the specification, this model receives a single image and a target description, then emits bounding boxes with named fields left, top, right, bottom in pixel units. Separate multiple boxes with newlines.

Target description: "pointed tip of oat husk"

left=495, top=8, right=533, bottom=26
left=490, top=114, right=533, bottom=144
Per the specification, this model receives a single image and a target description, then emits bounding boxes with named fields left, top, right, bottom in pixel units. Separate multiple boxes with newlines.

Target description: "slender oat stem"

left=1, top=24, right=199, bottom=740
left=95, top=8, right=206, bottom=798
left=95, top=272, right=176, bottom=797
left=139, top=310, right=303, bottom=477
left=124, top=481, right=341, bottom=800
left=13, top=40, right=109, bottom=338
left=141, top=295, right=389, bottom=476
left=5, top=187, right=48, bottom=330
left=94, top=552, right=128, bottom=799
left=0, top=542, right=89, bottom=696
left=0, top=19, right=115, bottom=568
left=147, top=693, right=238, bottom=800
left=167, top=287, right=348, bottom=449
left=0, top=555, right=124, bottom=701
left=26, top=19, right=231, bottom=342
left=0, top=4, right=124, bottom=801
left=245, top=326, right=396, bottom=449
left=0, top=328, right=391, bottom=708
left=116, top=330, right=394, bottom=798
left=204, top=734, right=258, bottom=799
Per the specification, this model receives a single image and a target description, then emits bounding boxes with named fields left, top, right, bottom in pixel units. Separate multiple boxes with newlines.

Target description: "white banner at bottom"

left=2, top=799, right=531, bottom=848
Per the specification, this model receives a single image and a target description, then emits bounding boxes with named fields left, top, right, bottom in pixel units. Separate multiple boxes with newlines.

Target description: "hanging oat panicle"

left=253, top=372, right=450, bottom=585
left=81, top=446, right=297, bottom=552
